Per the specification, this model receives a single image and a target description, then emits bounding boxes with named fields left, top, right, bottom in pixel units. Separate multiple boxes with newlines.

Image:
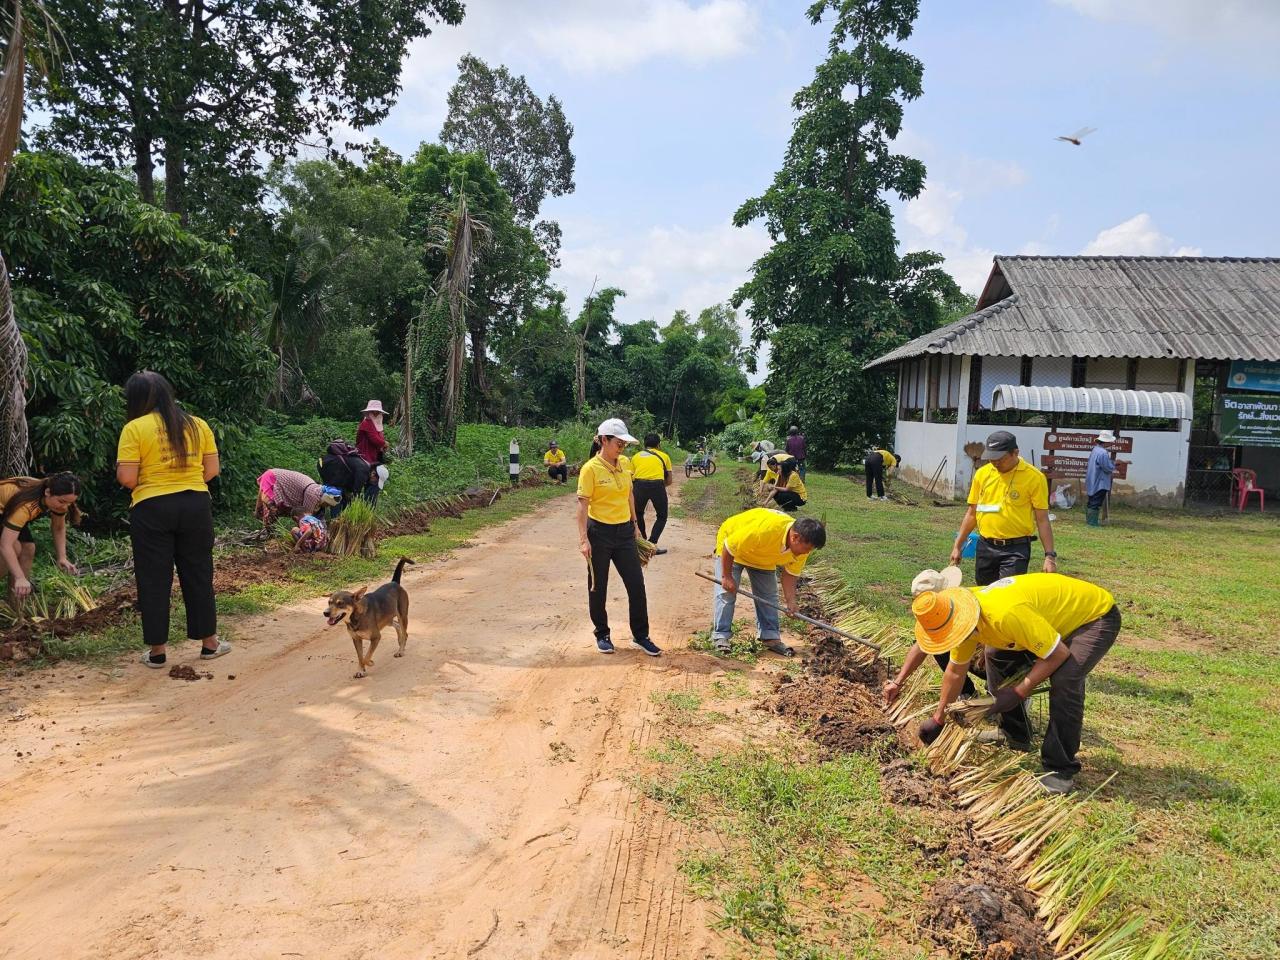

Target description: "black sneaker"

left=632, top=637, right=662, bottom=657
left=654, top=547, right=668, bottom=555
left=596, top=636, right=614, bottom=654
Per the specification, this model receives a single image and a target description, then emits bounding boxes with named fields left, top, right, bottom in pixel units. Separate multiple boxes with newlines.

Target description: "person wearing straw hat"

left=710, top=508, right=826, bottom=657
left=887, top=572, right=1121, bottom=794
left=356, top=400, right=390, bottom=504
left=1085, top=431, right=1117, bottom=527
left=577, top=418, right=661, bottom=657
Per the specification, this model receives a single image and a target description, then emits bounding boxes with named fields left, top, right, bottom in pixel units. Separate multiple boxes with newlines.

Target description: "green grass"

left=681, top=464, right=1280, bottom=959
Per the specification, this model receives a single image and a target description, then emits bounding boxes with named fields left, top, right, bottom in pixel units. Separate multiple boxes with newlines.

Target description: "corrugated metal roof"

left=990, top=385, right=1192, bottom=420
left=866, top=255, right=1280, bottom=368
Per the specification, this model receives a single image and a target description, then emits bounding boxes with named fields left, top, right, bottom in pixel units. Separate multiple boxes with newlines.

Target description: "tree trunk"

left=164, top=139, right=187, bottom=223
left=468, top=323, right=489, bottom=417
left=134, top=132, right=155, bottom=204
left=0, top=253, right=29, bottom=476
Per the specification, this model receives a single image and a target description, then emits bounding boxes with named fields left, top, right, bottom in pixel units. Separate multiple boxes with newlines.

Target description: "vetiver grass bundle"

left=636, top=537, right=658, bottom=566
left=326, top=498, right=380, bottom=557
left=0, top=572, right=98, bottom=625
left=805, top=562, right=1194, bottom=960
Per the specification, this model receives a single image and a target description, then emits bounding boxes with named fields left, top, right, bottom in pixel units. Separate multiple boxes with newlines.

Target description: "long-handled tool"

left=694, top=570, right=882, bottom=654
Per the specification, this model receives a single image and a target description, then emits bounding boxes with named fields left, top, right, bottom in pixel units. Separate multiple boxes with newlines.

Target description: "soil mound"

left=806, top=634, right=888, bottom=687
left=767, top=672, right=901, bottom=758
left=168, top=664, right=212, bottom=682
left=879, top=758, right=947, bottom=807
left=923, top=846, right=1055, bottom=960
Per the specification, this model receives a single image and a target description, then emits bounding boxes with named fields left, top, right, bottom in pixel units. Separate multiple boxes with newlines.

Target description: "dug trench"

left=765, top=588, right=1056, bottom=960
left=0, top=477, right=548, bottom=662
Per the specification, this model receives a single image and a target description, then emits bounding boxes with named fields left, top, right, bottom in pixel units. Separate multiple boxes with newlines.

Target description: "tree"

left=0, top=151, right=272, bottom=515
left=731, top=0, right=961, bottom=465
left=440, top=54, right=574, bottom=261
left=33, top=0, right=464, bottom=225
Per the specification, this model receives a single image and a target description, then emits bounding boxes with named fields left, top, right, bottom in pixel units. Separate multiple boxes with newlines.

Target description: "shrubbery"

left=716, top=416, right=775, bottom=461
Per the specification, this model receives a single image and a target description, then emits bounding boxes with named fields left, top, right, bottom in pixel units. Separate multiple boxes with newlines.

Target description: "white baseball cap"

left=596, top=418, right=638, bottom=443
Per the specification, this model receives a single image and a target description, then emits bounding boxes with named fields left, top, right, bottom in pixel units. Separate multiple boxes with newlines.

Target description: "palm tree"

left=263, top=226, right=339, bottom=409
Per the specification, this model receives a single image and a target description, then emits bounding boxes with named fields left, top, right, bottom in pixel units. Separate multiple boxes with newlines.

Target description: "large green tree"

left=732, top=0, right=961, bottom=465
left=32, top=0, right=463, bottom=226
left=0, top=151, right=272, bottom=515
left=440, top=54, right=574, bottom=262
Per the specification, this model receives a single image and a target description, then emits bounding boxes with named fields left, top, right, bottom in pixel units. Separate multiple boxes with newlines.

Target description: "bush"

left=304, top=326, right=402, bottom=421
left=717, top=416, right=774, bottom=461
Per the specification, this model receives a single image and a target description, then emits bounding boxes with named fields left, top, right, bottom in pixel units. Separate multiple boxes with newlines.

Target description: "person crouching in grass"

left=0, top=473, right=82, bottom=610
left=576, top=418, right=660, bottom=657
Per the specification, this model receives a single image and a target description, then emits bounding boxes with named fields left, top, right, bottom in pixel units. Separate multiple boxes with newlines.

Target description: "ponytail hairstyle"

left=590, top=437, right=603, bottom=458
left=125, top=371, right=199, bottom=464
left=1, top=472, right=84, bottom=527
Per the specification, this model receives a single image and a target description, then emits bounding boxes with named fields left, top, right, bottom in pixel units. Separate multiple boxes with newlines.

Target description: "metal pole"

left=693, top=570, right=882, bottom=654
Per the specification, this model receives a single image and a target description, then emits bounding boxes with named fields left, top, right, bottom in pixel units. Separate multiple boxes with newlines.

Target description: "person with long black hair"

left=0, top=473, right=82, bottom=606
left=116, top=371, right=228, bottom=668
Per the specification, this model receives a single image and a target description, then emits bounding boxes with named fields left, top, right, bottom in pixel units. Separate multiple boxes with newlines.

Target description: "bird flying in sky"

left=1055, top=126, right=1097, bottom=146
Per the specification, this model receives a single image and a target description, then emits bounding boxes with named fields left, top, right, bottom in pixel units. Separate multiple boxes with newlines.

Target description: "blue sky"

left=344, top=1, right=1279, bottom=353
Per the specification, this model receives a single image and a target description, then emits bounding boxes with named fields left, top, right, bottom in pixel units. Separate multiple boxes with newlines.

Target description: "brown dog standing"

left=323, top=557, right=413, bottom=677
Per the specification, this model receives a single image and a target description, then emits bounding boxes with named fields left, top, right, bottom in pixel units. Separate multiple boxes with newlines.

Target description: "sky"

left=281, top=2, right=1280, bottom=374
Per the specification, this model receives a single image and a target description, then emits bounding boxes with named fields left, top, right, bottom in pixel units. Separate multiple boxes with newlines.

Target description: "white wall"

left=893, top=420, right=961, bottom=496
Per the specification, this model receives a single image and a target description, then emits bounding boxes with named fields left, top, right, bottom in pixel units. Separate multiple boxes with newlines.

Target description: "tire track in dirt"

left=0, top=478, right=731, bottom=960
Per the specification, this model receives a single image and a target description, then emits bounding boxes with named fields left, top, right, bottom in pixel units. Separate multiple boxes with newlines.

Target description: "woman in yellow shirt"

left=576, top=418, right=659, bottom=657
left=0, top=473, right=82, bottom=607
left=116, top=371, right=229, bottom=668
left=764, top=454, right=807, bottom=511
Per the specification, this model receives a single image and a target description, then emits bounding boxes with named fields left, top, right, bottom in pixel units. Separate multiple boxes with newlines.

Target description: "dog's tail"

left=391, top=556, right=415, bottom=584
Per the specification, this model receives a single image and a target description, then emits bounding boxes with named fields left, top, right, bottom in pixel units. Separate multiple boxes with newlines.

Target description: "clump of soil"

left=879, top=758, right=948, bottom=807
left=210, top=543, right=334, bottom=594
left=806, top=634, right=888, bottom=687
left=923, top=846, right=1055, bottom=960
left=168, top=664, right=212, bottom=682
left=767, top=672, right=902, bottom=758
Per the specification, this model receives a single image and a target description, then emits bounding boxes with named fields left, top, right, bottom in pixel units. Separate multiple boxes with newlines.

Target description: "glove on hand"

left=986, top=686, right=1027, bottom=716
left=918, top=717, right=944, bottom=745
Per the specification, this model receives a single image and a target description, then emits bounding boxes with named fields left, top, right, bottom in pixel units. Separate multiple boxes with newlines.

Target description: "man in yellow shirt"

left=711, top=508, right=826, bottom=656
left=887, top=572, right=1120, bottom=794
left=864, top=447, right=897, bottom=501
left=629, top=432, right=673, bottom=553
left=543, top=440, right=568, bottom=484
left=576, top=418, right=659, bottom=657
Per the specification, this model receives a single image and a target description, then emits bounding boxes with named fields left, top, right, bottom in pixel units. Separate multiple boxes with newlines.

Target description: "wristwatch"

left=1044, top=551, right=1058, bottom=559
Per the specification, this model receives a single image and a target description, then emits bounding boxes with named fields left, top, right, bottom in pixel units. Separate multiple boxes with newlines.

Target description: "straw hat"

left=911, top=587, right=980, bottom=655
left=910, top=565, right=962, bottom=596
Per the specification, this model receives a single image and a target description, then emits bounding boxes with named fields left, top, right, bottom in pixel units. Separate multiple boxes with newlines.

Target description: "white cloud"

left=900, top=183, right=998, bottom=294
left=1052, top=0, right=1280, bottom=62
left=1080, top=213, right=1202, bottom=256
left=531, top=0, right=758, bottom=73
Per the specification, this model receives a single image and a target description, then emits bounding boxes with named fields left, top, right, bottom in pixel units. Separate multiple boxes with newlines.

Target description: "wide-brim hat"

left=1097, top=429, right=1117, bottom=443
left=912, top=587, right=980, bottom=655
left=362, top=400, right=386, bottom=415
left=910, top=565, right=962, bottom=597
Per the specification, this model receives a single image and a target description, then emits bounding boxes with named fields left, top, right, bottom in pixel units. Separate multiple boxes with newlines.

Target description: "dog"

left=323, top=557, right=413, bottom=677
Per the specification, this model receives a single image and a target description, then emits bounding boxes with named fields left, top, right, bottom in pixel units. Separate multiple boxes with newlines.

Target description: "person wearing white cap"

left=1085, top=431, right=1117, bottom=527
left=576, top=418, right=661, bottom=657
left=356, top=400, right=390, bottom=504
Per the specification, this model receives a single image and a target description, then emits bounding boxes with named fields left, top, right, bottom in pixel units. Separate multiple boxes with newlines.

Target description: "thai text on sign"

left=1040, top=454, right=1129, bottom=480
left=1043, top=431, right=1133, bottom=453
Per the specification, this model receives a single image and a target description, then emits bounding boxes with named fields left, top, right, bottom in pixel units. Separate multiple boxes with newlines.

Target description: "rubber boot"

left=1085, top=508, right=1099, bottom=527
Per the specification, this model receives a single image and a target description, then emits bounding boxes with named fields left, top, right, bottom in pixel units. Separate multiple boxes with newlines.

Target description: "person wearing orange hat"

left=885, top=572, right=1121, bottom=794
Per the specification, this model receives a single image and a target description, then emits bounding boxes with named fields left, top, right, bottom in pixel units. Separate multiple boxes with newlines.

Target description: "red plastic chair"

left=1232, top=468, right=1264, bottom=512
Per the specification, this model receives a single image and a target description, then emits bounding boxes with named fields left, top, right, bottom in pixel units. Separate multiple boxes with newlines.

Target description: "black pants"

left=130, top=490, right=216, bottom=647
left=587, top=519, right=649, bottom=642
left=987, top=606, right=1120, bottom=775
left=1087, top=489, right=1107, bottom=509
left=773, top=490, right=806, bottom=511
left=633, top=479, right=668, bottom=543
left=548, top=463, right=568, bottom=484
left=864, top=454, right=885, bottom=497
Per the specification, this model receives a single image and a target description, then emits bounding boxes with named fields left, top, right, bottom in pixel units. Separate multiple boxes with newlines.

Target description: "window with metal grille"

left=1071, top=356, right=1087, bottom=387
left=1020, top=356, right=1033, bottom=386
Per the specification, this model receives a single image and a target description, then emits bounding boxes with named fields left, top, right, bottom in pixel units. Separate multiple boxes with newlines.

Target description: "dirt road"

left=0, top=485, right=745, bottom=959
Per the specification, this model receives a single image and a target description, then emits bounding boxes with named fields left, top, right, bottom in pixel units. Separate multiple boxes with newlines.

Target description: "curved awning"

left=991, top=385, right=1191, bottom=420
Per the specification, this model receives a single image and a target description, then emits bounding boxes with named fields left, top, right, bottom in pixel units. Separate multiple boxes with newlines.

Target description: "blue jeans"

left=712, top=561, right=780, bottom=641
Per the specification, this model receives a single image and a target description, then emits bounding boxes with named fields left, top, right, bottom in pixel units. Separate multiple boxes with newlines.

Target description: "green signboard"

left=1219, top=393, right=1280, bottom=448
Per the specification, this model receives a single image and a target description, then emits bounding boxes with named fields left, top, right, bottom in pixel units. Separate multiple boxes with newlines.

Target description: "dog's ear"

left=352, top=586, right=367, bottom=601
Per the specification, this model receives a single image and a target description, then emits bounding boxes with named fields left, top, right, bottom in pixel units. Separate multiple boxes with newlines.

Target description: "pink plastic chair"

left=1232, top=469, right=1264, bottom=512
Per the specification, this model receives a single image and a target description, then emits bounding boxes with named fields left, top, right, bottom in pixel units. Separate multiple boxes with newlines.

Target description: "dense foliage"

left=732, top=0, right=963, bottom=466
left=0, top=152, right=272, bottom=516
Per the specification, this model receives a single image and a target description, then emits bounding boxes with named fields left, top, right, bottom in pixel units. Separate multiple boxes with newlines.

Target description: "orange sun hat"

left=911, top=588, right=980, bottom=655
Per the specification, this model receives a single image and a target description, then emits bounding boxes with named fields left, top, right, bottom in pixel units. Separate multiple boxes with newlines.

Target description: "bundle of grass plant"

left=326, top=498, right=380, bottom=557
left=946, top=684, right=1049, bottom=728
left=636, top=537, right=658, bottom=566
left=0, top=573, right=98, bottom=625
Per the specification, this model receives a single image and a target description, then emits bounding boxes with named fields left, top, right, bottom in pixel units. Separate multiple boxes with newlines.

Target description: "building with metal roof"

left=864, top=256, right=1280, bottom=506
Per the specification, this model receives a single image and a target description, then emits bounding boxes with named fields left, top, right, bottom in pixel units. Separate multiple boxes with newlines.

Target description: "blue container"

left=959, top=531, right=978, bottom=559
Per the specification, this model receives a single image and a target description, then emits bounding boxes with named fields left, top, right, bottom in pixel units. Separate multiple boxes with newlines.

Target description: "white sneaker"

left=199, top=639, right=232, bottom=660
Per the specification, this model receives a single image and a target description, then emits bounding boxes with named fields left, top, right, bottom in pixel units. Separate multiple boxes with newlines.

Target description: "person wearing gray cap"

left=946, top=429, right=1057, bottom=747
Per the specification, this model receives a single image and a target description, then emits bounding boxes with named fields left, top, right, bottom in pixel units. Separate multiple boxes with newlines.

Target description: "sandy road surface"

left=0, top=484, right=739, bottom=960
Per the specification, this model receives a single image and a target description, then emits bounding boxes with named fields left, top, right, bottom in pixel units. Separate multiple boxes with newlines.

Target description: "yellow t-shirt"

left=629, top=447, right=672, bottom=481
left=0, top=477, right=54, bottom=532
left=950, top=573, right=1116, bottom=663
left=762, top=452, right=794, bottom=485
left=116, top=412, right=218, bottom=506
left=967, top=458, right=1048, bottom=539
left=877, top=450, right=898, bottom=470
left=543, top=449, right=566, bottom=465
left=781, top=470, right=807, bottom=500
left=715, top=508, right=808, bottom=575
left=576, top=454, right=633, bottom=524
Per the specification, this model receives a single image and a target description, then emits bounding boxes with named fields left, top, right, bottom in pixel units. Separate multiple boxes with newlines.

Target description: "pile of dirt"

left=806, top=634, right=888, bottom=687
left=210, top=543, right=334, bottom=594
left=767, top=672, right=902, bottom=758
left=0, top=585, right=138, bottom=661
left=879, top=758, right=949, bottom=807
left=168, top=664, right=213, bottom=682
left=923, top=843, right=1055, bottom=960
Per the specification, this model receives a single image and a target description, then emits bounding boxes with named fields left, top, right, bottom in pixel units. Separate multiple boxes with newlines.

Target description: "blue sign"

left=1228, top=360, right=1280, bottom=394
